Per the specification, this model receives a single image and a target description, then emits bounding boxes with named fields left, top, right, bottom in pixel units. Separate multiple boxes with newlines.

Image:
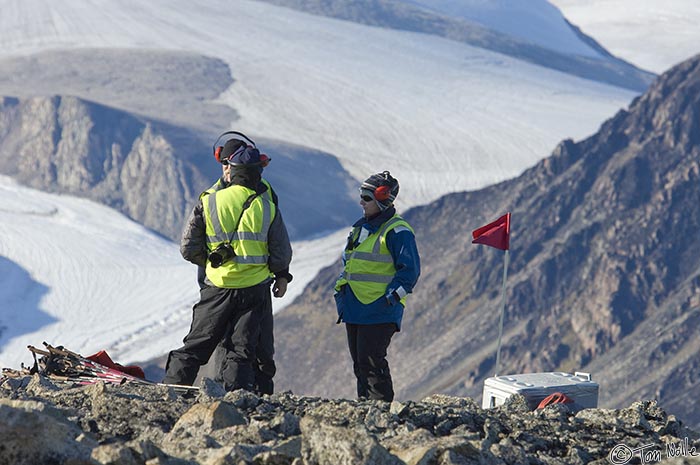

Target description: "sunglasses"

left=360, top=194, right=374, bottom=202
left=221, top=152, right=272, bottom=167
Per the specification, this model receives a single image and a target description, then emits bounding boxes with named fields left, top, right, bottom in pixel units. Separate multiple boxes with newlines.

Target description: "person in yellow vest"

left=334, top=171, right=420, bottom=401
left=195, top=162, right=278, bottom=394
left=163, top=136, right=292, bottom=393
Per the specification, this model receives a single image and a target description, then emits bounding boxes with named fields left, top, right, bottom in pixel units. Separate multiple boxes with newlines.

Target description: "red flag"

left=472, top=212, right=510, bottom=250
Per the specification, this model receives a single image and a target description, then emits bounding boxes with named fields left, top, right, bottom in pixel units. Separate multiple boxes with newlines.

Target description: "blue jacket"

left=335, top=207, right=420, bottom=330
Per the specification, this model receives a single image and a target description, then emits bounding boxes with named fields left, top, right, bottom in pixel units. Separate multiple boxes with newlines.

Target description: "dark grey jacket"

left=180, top=178, right=293, bottom=287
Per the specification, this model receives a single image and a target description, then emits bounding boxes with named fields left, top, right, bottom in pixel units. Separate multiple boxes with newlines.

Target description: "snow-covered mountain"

left=550, top=0, right=700, bottom=73
left=0, top=0, right=689, bottom=371
left=406, top=0, right=604, bottom=58
left=254, top=0, right=653, bottom=91
left=0, top=0, right=636, bottom=207
left=0, top=175, right=196, bottom=368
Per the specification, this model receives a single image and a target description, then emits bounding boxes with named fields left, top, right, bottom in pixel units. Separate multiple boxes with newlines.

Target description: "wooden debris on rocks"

left=0, top=341, right=198, bottom=393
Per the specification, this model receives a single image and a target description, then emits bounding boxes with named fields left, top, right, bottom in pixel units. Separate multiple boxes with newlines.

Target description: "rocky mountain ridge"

left=1, top=374, right=699, bottom=465
left=0, top=92, right=358, bottom=241
left=273, top=54, right=700, bottom=429
left=0, top=95, right=210, bottom=241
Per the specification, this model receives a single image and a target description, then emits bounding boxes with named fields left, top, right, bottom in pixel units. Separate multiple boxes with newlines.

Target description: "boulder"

left=0, top=399, right=94, bottom=465
left=300, top=416, right=402, bottom=465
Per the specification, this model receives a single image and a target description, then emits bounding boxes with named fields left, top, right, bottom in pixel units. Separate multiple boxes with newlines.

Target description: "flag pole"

left=494, top=249, right=509, bottom=377
left=471, top=212, right=511, bottom=377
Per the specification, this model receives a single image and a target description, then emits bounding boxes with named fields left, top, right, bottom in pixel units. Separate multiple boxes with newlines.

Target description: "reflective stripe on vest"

left=337, top=215, right=413, bottom=305
left=206, top=190, right=272, bottom=245
left=202, top=180, right=275, bottom=288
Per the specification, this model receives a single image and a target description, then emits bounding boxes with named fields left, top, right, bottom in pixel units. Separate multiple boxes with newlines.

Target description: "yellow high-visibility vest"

left=335, top=214, right=413, bottom=305
left=200, top=178, right=226, bottom=198
left=202, top=180, right=275, bottom=288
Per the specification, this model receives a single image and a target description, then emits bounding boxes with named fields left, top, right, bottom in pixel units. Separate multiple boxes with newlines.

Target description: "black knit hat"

left=220, top=140, right=272, bottom=170
left=220, top=139, right=247, bottom=161
left=361, top=171, right=399, bottom=208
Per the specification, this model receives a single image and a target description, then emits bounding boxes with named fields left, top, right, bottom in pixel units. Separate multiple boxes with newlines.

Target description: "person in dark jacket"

left=163, top=136, right=292, bottom=393
left=334, top=171, right=420, bottom=401
left=193, top=173, right=275, bottom=393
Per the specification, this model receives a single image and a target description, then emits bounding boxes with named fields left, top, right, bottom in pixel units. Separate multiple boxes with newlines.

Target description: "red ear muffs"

left=374, top=185, right=391, bottom=201
left=212, top=131, right=257, bottom=164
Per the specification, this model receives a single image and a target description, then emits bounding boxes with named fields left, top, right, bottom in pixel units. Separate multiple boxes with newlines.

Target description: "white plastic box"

left=481, top=372, right=599, bottom=411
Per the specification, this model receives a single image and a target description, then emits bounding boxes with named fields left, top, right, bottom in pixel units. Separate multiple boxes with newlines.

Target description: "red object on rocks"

left=537, top=392, right=574, bottom=409
left=86, top=350, right=146, bottom=379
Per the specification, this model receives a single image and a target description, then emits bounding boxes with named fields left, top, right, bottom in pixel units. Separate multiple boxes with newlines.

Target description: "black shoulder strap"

left=219, top=184, right=270, bottom=245
left=233, top=183, right=269, bottom=234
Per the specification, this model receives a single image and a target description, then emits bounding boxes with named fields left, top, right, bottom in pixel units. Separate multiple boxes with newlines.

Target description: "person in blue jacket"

left=334, top=171, right=421, bottom=401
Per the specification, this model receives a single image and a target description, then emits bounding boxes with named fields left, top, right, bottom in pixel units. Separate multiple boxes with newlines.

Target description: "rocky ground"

left=274, top=55, right=700, bottom=430
left=1, top=375, right=700, bottom=465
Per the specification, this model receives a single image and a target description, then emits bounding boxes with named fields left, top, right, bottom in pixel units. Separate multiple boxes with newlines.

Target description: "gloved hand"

left=273, top=277, right=288, bottom=298
left=385, top=290, right=400, bottom=306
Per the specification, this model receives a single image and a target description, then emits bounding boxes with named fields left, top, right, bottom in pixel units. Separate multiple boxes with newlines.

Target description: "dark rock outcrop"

left=0, top=48, right=361, bottom=241
left=1, top=375, right=698, bottom=465
left=0, top=95, right=210, bottom=240
left=0, top=92, right=359, bottom=241
left=274, top=53, right=700, bottom=429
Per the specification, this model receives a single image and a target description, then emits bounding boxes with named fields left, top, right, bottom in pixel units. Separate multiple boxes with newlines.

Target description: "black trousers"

left=345, top=323, right=397, bottom=402
left=163, top=281, right=273, bottom=392
left=212, top=309, right=275, bottom=395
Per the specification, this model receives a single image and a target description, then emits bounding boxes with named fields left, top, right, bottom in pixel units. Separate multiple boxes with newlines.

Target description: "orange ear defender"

left=212, top=131, right=256, bottom=163
left=374, top=185, right=391, bottom=201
